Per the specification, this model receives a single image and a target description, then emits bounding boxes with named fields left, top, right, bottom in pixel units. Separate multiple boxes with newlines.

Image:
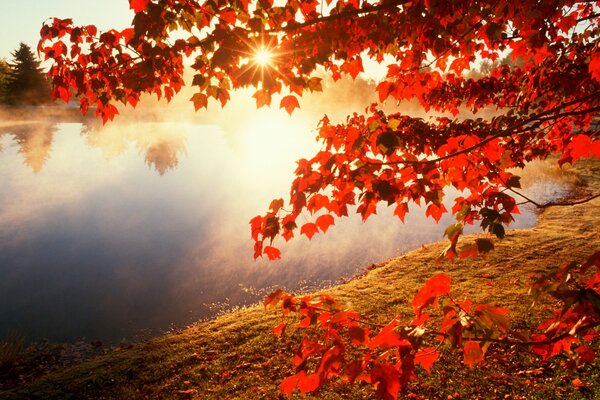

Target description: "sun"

left=253, top=48, right=272, bottom=66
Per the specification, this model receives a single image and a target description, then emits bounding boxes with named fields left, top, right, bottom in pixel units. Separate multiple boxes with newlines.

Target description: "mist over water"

left=0, top=85, right=575, bottom=343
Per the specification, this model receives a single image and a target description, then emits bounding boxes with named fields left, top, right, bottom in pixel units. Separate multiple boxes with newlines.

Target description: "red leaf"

left=263, top=246, right=281, bottom=260
left=425, top=203, right=447, bottom=223
left=371, top=363, right=401, bottom=400
left=280, top=95, right=300, bottom=115
left=590, top=51, right=600, bottom=82
left=300, top=223, right=319, bottom=239
left=393, top=202, right=408, bottom=222
left=463, top=341, right=484, bottom=367
left=415, top=347, right=439, bottom=373
left=315, top=214, right=335, bottom=233
left=341, top=57, right=364, bottom=79
left=376, top=81, right=395, bottom=102
left=348, top=326, right=370, bottom=345
left=280, top=371, right=320, bottom=395
left=263, top=289, right=283, bottom=309
left=190, top=93, right=208, bottom=111
left=411, top=274, right=452, bottom=315
left=129, top=0, right=149, bottom=13
left=272, top=322, right=285, bottom=337
left=269, top=198, right=284, bottom=213
left=219, top=9, right=237, bottom=25
left=369, top=320, right=411, bottom=350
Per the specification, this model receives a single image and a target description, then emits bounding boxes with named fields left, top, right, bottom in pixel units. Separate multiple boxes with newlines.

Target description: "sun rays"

left=253, top=48, right=273, bottom=67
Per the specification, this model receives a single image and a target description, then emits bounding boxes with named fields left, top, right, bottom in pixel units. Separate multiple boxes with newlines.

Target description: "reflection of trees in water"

left=0, top=123, right=57, bottom=173
left=81, top=121, right=187, bottom=175
left=0, top=121, right=188, bottom=174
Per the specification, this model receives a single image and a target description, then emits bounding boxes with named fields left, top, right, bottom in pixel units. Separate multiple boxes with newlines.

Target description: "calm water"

left=0, top=118, right=571, bottom=343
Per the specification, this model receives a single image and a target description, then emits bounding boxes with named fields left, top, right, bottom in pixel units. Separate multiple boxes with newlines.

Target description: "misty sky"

left=0, top=0, right=133, bottom=60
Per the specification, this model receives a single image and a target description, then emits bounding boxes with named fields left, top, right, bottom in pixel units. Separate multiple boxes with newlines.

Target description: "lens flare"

left=254, top=48, right=272, bottom=66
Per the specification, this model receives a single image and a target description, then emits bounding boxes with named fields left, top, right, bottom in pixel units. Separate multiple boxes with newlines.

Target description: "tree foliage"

left=39, top=0, right=600, bottom=398
left=3, top=43, right=50, bottom=105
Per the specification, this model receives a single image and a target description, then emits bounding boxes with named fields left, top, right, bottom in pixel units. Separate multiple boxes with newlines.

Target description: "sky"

left=0, top=1, right=134, bottom=60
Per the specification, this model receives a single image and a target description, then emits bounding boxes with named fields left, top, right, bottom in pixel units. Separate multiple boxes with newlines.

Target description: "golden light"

left=253, top=48, right=272, bottom=66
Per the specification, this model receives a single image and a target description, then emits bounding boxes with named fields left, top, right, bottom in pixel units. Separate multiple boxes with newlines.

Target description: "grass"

left=1, top=159, right=599, bottom=399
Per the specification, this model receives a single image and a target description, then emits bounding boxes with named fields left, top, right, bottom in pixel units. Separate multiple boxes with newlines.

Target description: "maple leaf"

left=341, top=58, right=364, bottom=80
left=369, top=320, right=411, bottom=350
left=190, top=93, right=208, bottom=111
left=219, top=9, right=236, bottom=25
left=280, top=371, right=320, bottom=395
left=263, top=289, right=283, bottom=309
left=129, top=0, right=149, bottom=13
left=411, top=274, right=452, bottom=315
left=280, top=95, right=300, bottom=115
left=348, top=326, right=370, bottom=345
left=315, top=214, right=335, bottom=233
left=263, top=246, right=281, bottom=260
left=589, top=51, right=600, bottom=82
left=463, top=341, right=484, bottom=367
left=371, top=363, right=401, bottom=400
left=415, top=347, right=439, bottom=373
left=425, top=203, right=447, bottom=223
left=300, top=223, right=319, bottom=239
left=272, top=322, right=285, bottom=337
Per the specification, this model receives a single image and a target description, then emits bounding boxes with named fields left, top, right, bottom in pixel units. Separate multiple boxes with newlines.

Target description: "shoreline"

left=1, top=158, right=599, bottom=398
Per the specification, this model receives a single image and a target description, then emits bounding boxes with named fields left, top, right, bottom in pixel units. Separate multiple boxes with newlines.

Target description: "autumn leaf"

left=341, top=57, right=364, bottom=80
left=590, top=51, right=600, bottom=82
left=280, top=371, right=320, bottom=395
left=263, top=246, right=281, bottom=260
left=415, top=347, right=439, bottom=373
left=219, top=9, right=236, bottom=25
left=272, top=322, right=285, bottom=337
left=371, top=363, right=401, bottom=400
left=263, top=289, right=283, bottom=309
left=348, top=326, right=370, bottom=345
left=300, top=223, right=319, bottom=239
left=369, top=320, right=411, bottom=350
left=280, top=95, right=300, bottom=115
left=411, top=274, right=452, bottom=315
left=190, top=93, right=208, bottom=111
left=425, top=203, right=447, bottom=223
left=129, top=0, right=148, bottom=13
left=253, top=89, right=271, bottom=108
left=463, top=341, right=484, bottom=367
left=269, top=198, right=284, bottom=213
left=315, top=214, right=335, bottom=233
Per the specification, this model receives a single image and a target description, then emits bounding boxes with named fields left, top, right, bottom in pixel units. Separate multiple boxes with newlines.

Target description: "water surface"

left=0, top=119, right=571, bottom=343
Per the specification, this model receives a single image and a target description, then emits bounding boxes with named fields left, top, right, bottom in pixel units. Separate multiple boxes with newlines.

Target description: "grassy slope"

left=2, top=160, right=599, bottom=400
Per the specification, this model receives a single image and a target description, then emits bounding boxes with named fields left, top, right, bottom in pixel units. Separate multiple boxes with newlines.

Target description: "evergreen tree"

left=0, top=59, right=10, bottom=104
left=4, top=43, right=50, bottom=105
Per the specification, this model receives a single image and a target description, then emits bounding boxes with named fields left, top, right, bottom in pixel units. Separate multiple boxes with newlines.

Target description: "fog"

left=0, top=78, right=575, bottom=343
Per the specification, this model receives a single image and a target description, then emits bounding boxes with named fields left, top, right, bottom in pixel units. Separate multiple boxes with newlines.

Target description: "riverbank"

left=1, top=159, right=599, bottom=399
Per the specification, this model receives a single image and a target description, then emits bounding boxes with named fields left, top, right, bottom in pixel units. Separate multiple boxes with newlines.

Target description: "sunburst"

left=253, top=47, right=273, bottom=66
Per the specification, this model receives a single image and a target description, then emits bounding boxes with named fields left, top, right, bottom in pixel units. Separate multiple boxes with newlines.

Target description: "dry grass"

left=1, top=159, right=599, bottom=400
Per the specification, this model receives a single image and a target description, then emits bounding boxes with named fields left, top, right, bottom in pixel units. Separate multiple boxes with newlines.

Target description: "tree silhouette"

left=4, top=43, right=50, bottom=105
left=0, top=59, right=10, bottom=103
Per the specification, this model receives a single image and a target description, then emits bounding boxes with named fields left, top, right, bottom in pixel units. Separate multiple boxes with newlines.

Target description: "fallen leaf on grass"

left=572, top=378, right=587, bottom=389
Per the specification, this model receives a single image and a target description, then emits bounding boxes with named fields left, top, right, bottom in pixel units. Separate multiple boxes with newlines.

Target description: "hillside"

left=1, top=159, right=599, bottom=400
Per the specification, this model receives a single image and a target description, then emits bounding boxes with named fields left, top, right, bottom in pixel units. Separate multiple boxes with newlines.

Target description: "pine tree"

left=4, top=43, right=50, bottom=105
left=0, top=59, right=10, bottom=104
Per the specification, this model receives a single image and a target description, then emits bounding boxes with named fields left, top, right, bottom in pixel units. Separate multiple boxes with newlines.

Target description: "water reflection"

left=0, top=120, right=574, bottom=344
left=0, top=123, right=57, bottom=173
left=82, top=122, right=187, bottom=175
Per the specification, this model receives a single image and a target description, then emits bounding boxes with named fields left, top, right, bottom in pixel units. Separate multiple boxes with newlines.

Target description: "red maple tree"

left=39, top=0, right=600, bottom=397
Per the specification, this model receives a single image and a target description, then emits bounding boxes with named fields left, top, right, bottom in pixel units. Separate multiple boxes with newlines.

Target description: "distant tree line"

left=0, top=42, right=51, bottom=106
